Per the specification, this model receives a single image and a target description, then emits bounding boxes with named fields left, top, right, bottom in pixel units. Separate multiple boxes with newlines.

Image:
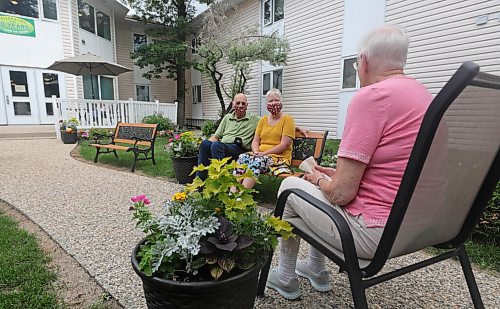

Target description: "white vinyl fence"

left=53, top=96, right=178, bottom=137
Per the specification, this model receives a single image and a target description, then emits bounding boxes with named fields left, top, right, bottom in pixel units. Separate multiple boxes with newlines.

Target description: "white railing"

left=53, top=96, right=178, bottom=137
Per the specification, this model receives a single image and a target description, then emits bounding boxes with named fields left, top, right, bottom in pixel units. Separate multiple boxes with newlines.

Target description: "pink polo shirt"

left=338, top=76, right=433, bottom=227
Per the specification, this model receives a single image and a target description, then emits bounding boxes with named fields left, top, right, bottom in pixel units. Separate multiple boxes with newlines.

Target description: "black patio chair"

left=256, top=61, right=500, bottom=308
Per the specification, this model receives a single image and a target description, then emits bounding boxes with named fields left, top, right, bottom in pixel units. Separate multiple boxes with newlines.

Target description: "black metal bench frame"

left=90, top=122, right=158, bottom=172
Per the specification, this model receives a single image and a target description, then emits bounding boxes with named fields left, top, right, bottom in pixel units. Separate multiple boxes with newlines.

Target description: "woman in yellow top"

left=236, top=88, right=296, bottom=189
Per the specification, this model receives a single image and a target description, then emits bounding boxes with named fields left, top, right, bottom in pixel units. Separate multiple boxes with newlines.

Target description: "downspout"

left=68, top=0, right=78, bottom=99
left=258, top=0, right=263, bottom=116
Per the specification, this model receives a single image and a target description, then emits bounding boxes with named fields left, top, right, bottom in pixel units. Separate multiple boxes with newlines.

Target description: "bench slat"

left=90, top=144, right=130, bottom=151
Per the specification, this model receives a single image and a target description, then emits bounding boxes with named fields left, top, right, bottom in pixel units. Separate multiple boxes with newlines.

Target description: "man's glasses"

left=234, top=101, right=247, bottom=106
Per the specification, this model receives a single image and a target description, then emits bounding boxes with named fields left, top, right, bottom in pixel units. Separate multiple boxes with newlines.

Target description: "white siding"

left=198, top=0, right=261, bottom=119
left=283, top=0, right=344, bottom=136
left=386, top=0, right=500, bottom=94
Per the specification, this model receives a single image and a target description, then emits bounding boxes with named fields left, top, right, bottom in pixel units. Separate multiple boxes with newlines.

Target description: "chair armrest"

left=276, top=188, right=360, bottom=271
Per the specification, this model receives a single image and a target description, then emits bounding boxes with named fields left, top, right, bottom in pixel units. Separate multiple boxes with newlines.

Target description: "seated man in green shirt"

left=197, top=93, right=260, bottom=180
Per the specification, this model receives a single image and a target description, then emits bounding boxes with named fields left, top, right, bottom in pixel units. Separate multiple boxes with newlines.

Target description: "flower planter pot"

left=131, top=240, right=265, bottom=309
left=61, top=131, right=78, bottom=144
left=171, top=156, right=198, bottom=184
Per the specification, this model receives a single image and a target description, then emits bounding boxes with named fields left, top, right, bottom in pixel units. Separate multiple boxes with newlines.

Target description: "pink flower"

left=131, top=194, right=147, bottom=203
left=143, top=197, right=151, bottom=205
left=169, top=138, right=173, bottom=142
left=174, top=134, right=180, bottom=139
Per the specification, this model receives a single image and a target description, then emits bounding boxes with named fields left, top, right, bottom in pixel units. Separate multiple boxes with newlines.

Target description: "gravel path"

left=0, top=139, right=498, bottom=308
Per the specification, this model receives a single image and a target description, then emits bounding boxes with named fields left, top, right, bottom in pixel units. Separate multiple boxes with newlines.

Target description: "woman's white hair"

left=358, top=24, right=409, bottom=71
left=266, top=88, right=282, bottom=101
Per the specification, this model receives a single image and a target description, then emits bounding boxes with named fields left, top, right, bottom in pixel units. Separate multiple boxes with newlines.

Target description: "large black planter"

left=171, top=156, right=198, bottom=184
left=131, top=240, right=264, bottom=309
left=61, top=131, right=78, bottom=144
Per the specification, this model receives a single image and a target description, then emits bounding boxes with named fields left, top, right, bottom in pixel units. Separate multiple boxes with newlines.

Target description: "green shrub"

left=142, top=113, right=175, bottom=131
left=474, top=181, right=500, bottom=243
left=89, top=127, right=113, bottom=140
left=201, top=120, right=217, bottom=138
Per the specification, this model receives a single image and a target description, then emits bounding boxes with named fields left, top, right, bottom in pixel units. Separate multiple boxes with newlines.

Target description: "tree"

left=194, top=3, right=289, bottom=120
left=126, top=0, right=214, bottom=126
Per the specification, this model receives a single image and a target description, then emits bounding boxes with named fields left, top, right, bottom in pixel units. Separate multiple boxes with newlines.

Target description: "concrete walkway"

left=0, top=138, right=498, bottom=308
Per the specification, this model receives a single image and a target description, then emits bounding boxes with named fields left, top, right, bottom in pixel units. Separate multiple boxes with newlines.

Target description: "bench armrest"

left=93, top=133, right=114, bottom=144
left=131, top=136, right=154, bottom=148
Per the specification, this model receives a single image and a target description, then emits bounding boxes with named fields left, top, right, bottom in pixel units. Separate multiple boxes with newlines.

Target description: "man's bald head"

left=232, top=93, right=248, bottom=119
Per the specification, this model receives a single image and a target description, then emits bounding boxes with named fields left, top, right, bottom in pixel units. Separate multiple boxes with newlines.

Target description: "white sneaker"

left=266, top=267, right=301, bottom=300
left=295, top=260, right=332, bottom=292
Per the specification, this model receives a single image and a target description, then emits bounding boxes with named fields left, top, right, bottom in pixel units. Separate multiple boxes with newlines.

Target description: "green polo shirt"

left=214, top=112, right=260, bottom=150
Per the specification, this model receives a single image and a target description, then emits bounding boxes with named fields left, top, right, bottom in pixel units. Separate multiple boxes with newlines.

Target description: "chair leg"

left=151, top=149, right=156, bottom=165
left=113, top=149, right=118, bottom=158
left=94, top=148, right=100, bottom=163
left=347, top=267, right=368, bottom=309
left=457, top=246, right=484, bottom=309
left=257, top=250, right=274, bottom=297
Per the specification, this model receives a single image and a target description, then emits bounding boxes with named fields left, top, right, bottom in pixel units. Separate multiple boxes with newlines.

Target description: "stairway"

left=0, top=125, right=57, bottom=139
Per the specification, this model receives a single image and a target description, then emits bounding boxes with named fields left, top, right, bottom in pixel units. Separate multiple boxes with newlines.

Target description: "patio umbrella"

left=47, top=52, right=132, bottom=99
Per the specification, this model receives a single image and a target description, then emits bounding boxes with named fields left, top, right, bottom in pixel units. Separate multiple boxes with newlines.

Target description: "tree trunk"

left=176, top=63, right=186, bottom=126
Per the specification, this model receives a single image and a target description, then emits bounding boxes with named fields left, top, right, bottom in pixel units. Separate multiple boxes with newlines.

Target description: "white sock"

left=307, top=246, right=326, bottom=274
left=278, top=237, right=300, bottom=283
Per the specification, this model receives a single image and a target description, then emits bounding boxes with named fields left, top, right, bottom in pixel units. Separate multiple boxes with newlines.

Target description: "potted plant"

left=165, top=131, right=202, bottom=184
left=129, top=158, right=294, bottom=308
left=59, top=117, right=79, bottom=144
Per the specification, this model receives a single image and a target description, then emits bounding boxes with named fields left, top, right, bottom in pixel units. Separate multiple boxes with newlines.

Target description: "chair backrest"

left=114, top=122, right=158, bottom=146
left=291, top=130, right=329, bottom=167
left=366, top=62, right=500, bottom=275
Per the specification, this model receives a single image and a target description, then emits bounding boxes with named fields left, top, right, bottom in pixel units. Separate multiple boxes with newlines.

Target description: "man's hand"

left=303, top=169, right=328, bottom=187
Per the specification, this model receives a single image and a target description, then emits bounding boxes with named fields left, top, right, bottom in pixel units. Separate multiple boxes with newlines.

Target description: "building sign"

left=0, top=14, right=36, bottom=37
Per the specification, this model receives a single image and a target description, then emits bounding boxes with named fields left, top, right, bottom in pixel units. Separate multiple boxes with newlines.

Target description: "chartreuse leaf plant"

left=130, top=158, right=294, bottom=281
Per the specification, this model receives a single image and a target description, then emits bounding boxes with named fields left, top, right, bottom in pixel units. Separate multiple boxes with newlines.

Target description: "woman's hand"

left=314, top=165, right=336, bottom=177
left=304, top=170, right=327, bottom=187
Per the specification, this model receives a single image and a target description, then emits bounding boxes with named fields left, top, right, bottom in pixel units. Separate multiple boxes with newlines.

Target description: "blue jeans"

left=196, top=139, right=245, bottom=180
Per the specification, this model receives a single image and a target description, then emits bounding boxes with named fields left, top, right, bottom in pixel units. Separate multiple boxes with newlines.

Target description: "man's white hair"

left=358, top=24, right=409, bottom=71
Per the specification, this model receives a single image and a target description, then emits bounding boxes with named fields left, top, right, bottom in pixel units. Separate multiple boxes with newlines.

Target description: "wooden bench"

left=277, top=130, right=329, bottom=178
left=90, top=122, right=158, bottom=172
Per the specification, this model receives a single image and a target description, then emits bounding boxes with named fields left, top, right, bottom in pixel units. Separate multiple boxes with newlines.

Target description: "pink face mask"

left=267, top=102, right=282, bottom=115
left=234, top=104, right=247, bottom=118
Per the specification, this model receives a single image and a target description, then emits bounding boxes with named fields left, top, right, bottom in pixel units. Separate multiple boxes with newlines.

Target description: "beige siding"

left=283, top=0, right=344, bottom=136
left=386, top=0, right=500, bottom=94
left=115, top=20, right=177, bottom=104
left=198, top=0, right=261, bottom=119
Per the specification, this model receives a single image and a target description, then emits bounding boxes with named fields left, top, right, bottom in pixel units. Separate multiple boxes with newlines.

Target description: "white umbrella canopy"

left=47, top=52, right=132, bottom=98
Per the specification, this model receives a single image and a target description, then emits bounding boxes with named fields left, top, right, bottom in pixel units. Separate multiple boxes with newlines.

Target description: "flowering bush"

left=59, top=117, right=79, bottom=133
left=130, top=158, right=294, bottom=281
left=165, top=131, right=202, bottom=158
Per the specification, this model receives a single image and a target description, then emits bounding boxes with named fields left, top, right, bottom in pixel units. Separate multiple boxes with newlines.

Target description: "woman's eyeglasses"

left=352, top=61, right=358, bottom=71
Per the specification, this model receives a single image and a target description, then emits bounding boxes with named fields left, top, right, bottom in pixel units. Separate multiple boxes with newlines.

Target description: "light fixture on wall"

left=10, top=0, right=19, bottom=5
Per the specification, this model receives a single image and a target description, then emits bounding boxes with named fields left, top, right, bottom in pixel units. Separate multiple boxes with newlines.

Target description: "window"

left=191, top=36, right=201, bottom=54
left=0, top=0, right=39, bottom=18
left=263, top=0, right=284, bottom=25
left=96, top=11, right=110, bottom=40
left=274, top=0, right=284, bottom=22
left=133, top=34, right=147, bottom=52
left=10, top=71, right=29, bottom=97
left=100, top=77, right=114, bottom=100
left=262, top=69, right=283, bottom=95
left=342, top=57, right=358, bottom=89
left=78, top=0, right=95, bottom=34
left=136, top=85, right=150, bottom=101
left=83, top=75, right=114, bottom=99
left=42, top=73, right=60, bottom=98
left=192, top=85, right=201, bottom=104
left=42, top=0, right=57, bottom=20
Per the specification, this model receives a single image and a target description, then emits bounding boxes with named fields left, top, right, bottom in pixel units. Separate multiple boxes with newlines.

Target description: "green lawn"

left=0, top=213, right=60, bottom=308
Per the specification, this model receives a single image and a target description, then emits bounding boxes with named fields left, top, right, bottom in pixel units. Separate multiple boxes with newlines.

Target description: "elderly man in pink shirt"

left=266, top=24, right=434, bottom=300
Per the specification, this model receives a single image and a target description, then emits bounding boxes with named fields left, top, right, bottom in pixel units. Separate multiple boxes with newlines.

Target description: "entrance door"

left=1, top=67, right=39, bottom=124
left=36, top=70, right=65, bottom=124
